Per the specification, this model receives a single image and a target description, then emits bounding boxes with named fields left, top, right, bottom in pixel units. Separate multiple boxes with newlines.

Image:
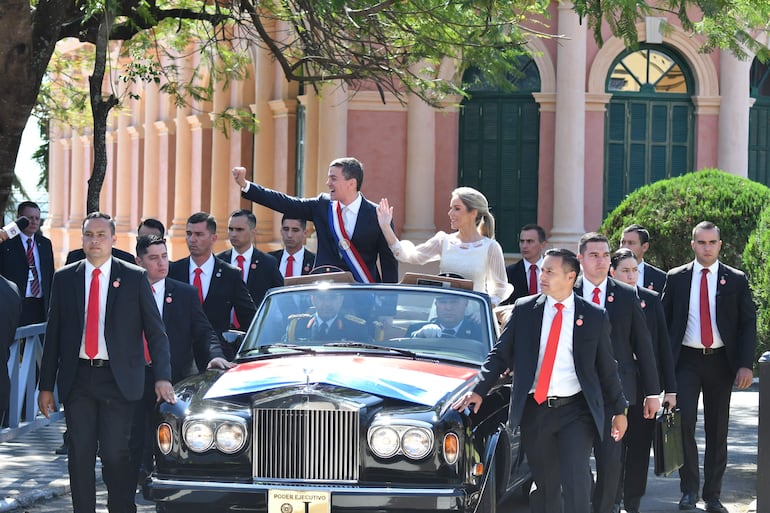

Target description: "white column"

left=402, top=92, right=436, bottom=241
left=142, top=83, right=161, bottom=219
left=317, top=84, right=348, bottom=191
left=548, top=2, right=588, bottom=249
left=718, top=49, right=751, bottom=177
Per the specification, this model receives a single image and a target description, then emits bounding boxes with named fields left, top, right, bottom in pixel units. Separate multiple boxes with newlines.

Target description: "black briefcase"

left=653, top=405, right=684, bottom=476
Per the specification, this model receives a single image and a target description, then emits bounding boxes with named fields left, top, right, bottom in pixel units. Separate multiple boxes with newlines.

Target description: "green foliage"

left=599, top=169, right=770, bottom=270
left=743, top=206, right=770, bottom=360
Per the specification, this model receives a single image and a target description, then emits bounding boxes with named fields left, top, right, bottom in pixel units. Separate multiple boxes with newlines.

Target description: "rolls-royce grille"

left=253, top=408, right=360, bottom=481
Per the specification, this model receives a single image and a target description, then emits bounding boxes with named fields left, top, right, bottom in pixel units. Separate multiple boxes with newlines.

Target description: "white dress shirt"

left=339, top=193, right=363, bottom=236
left=20, top=233, right=42, bottom=298
left=529, top=294, right=581, bottom=397
left=79, top=258, right=112, bottom=360
left=229, top=246, right=253, bottom=283
left=582, top=277, right=608, bottom=306
left=280, top=248, right=306, bottom=277
left=189, top=254, right=216, bottom=300
left=683, top=260, right=724, bottom=349
left=524, top=258, right=544, bottom=294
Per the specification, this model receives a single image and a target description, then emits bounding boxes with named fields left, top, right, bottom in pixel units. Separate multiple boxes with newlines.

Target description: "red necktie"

left=285, top=254, right=295, bottom=278
left=85, top=268, right=101, bottom=359
left=528, top=265, right=538, bottom=295
left=700, top=269, right=714, bottom=348
left=143, top=285, right=156, bottom=364
left=232, top=256, right=246, bottom=329
left=193, top=268, right=204, bottom=304
left=26, top=238, right=41, bottom=297
left=534, top=302, right=564, bottom=404
left=592, top=287, right=601, bottom=305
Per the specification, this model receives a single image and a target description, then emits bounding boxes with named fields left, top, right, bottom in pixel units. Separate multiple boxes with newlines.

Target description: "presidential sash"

left=329, top=201, right=374, bottom=283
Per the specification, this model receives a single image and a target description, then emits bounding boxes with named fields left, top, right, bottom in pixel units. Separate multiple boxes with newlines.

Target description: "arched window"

left=604, top=45, right=694, bottom=215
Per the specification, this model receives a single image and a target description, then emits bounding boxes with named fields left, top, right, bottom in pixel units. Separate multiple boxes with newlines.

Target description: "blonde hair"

left=452, top=186, right=495, bottom=239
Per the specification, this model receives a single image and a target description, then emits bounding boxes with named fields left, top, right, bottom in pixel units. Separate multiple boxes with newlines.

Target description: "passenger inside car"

left=285, top=290, right=371, bottom=342
left=406, top=295, right=482, bottom=340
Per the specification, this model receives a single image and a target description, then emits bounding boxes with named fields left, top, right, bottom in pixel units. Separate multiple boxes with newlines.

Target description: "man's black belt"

left=79, top=358, right=110, bottom=367
left=529, top=392, right=583, bottom=408
left=683, top=345, right=724, bottom=355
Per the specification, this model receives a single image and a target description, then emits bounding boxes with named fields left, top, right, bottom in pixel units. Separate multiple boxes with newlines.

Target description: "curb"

left=0, top=483, right=71, bottom=512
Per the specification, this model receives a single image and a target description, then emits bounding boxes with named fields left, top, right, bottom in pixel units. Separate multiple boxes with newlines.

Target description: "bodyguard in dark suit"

left=661, top=221, right=756, bottom=513
left=232, top=158, right=397, bottom=283
left=502, top=224, right=547, bottom=305
left=168, top=212, right=256, bottom=361
left=0, top=276, right=21, bottom=426
left=38, top=212, right=175, bottom=513
left=270, top=215, right=316, bottom=277
left=217, top=209, right=283, bottom=311
left=610, top=248, right=678, bottom=513
left=132, top=236, right=231, bottom=480
left=0, top=201, right=54, bottom=325
left=455, top=248, right=628, bottom=513
left=620, top=224, right=667, bottom=292
left=576, top=232, right=661, bottom=513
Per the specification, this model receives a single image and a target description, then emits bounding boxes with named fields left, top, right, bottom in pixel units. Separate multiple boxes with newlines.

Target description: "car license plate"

left=268, top=489, right=330, bottom=513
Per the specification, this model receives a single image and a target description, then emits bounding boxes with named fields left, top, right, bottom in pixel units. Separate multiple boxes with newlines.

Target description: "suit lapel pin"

left=720, top=276, right=726, bottom=285
left=640, top=299, right=646, bottom=309
left=216, top=271, right=222, bottom=278
left=303, top=265, right=311, bottom=273
left=647, top=283, right=654, bottom=289
left=113, top=277, right=121, bottom=288
left=576, top=315, right=584, bottom=327
left=607, top=293, right=614, bottom=303
left=251, top=263, right=257, bottom=270
left=166, top=295, right=173, bottom=303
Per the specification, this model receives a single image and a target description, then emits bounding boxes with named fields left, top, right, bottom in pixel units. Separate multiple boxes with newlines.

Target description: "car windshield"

left=239, top=286, right=493, bottom=364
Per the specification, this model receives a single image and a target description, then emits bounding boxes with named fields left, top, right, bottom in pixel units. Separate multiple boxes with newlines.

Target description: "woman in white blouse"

left=376, top=187, right=512, bottom=306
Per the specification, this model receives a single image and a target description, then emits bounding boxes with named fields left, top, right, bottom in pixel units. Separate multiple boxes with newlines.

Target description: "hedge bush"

left=599, top=169, right=770, bottom=271
left=743, top=206, right=770, bottom=360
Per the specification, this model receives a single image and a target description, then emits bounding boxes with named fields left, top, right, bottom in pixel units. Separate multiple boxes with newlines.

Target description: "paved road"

left=5, top=384, right=759, bottom=512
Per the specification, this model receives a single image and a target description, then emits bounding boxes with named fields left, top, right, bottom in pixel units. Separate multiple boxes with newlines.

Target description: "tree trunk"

left=87, top=8, right=118, bottom=214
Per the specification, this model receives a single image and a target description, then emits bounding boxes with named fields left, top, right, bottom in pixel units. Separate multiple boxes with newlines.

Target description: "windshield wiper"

left=322, top=342, right=417, bottom=359
left=240, top=343, right=317, bottom=356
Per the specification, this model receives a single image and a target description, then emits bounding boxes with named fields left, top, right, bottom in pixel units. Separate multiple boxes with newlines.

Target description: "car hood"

left=203, top=355, right=478, bottom=407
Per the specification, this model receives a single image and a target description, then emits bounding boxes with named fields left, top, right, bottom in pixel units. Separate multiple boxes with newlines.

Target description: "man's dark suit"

left=269, top=248, right=316, bottom=276
left=242, top=184, right=397, bottom=282
left=168, top=256, right=256, bottom=360
left=286, top=313, right=371, bottom=342
left=574, top=276, right=660, bottom=513
left=0, top=276, right=21, bottom=422
left=661, top=262, right=756, bottom=503
left=501, top=259, right=530, bottom=305
left=39, top=258, right=171, bottom=513
left=0, top=234, right=54, bottom=325
left=474, top=294, right=627, bottom=513
left=132, top=278, right=226, bottom=477
left=66, top=247, right=135, bottom=265
left=621, top=286, right=678, bottom=510
left=640, top=261, right=666, bottom=292
left=217, top=248, right=284, bottom=308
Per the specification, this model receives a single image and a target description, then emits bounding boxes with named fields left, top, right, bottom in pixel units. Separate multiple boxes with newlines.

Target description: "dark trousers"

left=617, top=378, right=655, bottom=510
left=520, top=394, right=595, bottom=513
left=129, top=367, right=157, bottom=482
left=65, top=365, right=138, bottom=513
left=677, top=347, right=733, bottom=500
left=593, top=406, right=624, bottom=513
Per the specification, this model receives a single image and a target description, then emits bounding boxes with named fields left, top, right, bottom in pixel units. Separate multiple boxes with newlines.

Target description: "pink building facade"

left=44, top=4, right=770, bottom=267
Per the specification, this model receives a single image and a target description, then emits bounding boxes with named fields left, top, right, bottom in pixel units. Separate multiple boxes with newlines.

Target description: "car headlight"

left=368, top=426, right=401, bottom=458
left=215, top=422, right=247, bottom=454
left=183, top=421, right=214, bottom=452
left=367, top=422, right=435, bottom=460
left=401, top=427, right=433, bottom=459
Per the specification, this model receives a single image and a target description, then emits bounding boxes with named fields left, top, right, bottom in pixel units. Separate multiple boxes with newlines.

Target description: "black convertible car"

left=144, top=273, right=530, bottom=512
